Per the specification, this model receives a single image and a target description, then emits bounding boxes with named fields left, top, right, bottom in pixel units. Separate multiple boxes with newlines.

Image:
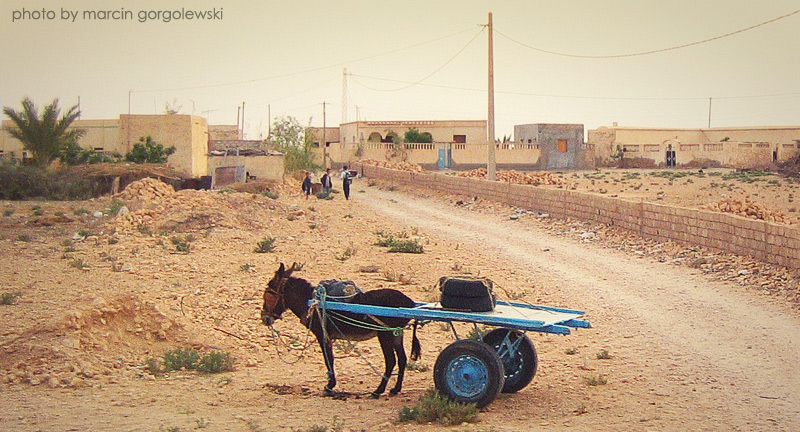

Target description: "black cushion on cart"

left=438, top=276, right=496, bottom=312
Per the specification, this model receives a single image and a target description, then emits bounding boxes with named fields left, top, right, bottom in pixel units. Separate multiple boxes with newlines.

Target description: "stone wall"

left=357, top=164, right=800, bottom=270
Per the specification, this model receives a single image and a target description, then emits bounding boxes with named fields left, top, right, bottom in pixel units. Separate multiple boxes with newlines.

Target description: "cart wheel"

left=482, top=328, right=538, bottom=393
left=433, top=339, right=505, bottom=408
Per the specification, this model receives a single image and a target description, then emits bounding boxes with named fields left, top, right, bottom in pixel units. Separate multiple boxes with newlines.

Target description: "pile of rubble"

left=111, top=178, right=264, bottom=233
left=456, top=168, right=566, bottom=186
left=358, top=159, right=424, bottom=173
left=114, top=177, right=177, bottom=201
left=701, top=198, right=791, bottom=224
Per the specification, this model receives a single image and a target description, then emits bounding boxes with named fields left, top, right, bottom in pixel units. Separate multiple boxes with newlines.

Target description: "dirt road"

left=363, top=187, right=800, bottom=431
left=2, top=180, right=799, bottom=432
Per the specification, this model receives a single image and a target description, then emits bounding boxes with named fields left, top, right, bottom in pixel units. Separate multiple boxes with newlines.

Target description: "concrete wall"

left=209, top=125, right=241, bottom=141
left=590, top=125, right=800, bottom=167
left=515, top=123, right=586, bottom=169
left=1, top=118, right=121, bottom=160
left=119, top=114, right=209, bottom=177
left=317, top=142, right=547, bottom=170
left=207, top=154, right=284, bottom=182
left=357, top=164, right=800, bottom=270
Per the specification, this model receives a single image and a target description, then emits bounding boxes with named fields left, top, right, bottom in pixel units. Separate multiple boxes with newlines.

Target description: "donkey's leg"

left=317, top=335, right=337, bottom=394
left=390, top=334, right=408, bottom=396
left=371, top=332, right=397, bottom=398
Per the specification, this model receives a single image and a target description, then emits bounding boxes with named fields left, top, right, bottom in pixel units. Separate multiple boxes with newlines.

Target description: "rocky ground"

left=0, top=168, right=798, bottom=432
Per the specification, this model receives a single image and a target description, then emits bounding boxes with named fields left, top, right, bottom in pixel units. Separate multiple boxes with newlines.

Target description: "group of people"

left=302, top=166, right=355, bottom=200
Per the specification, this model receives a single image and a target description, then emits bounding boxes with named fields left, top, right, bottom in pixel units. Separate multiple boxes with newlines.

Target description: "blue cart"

left=312, top=298, right=591, bottom=408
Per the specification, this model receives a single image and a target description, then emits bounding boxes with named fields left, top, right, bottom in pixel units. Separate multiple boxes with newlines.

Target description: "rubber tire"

left=482, top=328, right=537, bottom=393
left=433, top=339, right=505, bottom=408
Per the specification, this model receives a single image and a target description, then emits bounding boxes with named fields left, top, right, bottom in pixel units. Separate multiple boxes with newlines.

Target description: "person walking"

left=320, top=168, right=333, bottom=196
left=340, top=166, right=352, bottom=200
left=302, top=171, right=313, bottom=200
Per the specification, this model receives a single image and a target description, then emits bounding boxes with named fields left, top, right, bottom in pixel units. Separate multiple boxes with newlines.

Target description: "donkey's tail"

left=410, top=319, right=421, bottom=361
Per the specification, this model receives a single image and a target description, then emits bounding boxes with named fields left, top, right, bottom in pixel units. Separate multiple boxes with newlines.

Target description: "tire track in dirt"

left=364, top=188, right=800, bottom=430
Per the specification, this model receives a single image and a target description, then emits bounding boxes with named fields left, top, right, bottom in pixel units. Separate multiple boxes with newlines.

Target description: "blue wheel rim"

left=445, top=354, right=489, bottom=398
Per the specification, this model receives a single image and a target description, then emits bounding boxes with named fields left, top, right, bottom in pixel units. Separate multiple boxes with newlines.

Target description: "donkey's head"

left=261, top=262, right=299, bottom=326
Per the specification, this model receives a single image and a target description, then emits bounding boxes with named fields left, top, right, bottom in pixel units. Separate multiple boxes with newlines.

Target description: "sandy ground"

left=1, top=168, right=799, bottom=432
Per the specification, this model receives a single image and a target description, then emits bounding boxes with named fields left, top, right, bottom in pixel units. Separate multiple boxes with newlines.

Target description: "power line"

left=495, top=8, right=800, bottom=59
left=351, top=28, right=485, bottom=92
left=350, top=73, right=800, bottom=101
left=131, top=26, right=480, bottom=93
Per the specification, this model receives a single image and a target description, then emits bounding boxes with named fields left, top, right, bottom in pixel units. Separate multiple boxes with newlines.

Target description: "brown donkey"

left=261, top=263, right=421, bottom=397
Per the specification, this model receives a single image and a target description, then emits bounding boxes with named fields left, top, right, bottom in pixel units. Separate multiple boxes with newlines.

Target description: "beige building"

left=1, top=114, right=210, bottom=177
left=589, top=124, right=800, bottom=168
left=338, top=120, right=487, bottom=146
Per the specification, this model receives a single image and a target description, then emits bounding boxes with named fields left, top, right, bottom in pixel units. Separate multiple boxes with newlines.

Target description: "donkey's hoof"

left=369, top=392, right=382, bottom=399
left=389, top=388, right=401, bottom=396
left=324, top=387, right=335, bottom=396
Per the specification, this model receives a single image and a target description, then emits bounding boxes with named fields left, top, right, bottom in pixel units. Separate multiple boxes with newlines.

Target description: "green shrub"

left=596, top=349, right=612, bottom=360
left=254, top=237, right=276, bottom=253
left=334, top=243, right=357, bottom=261
left=0, top=292, right=22, bottom=306
left=0, top=163, right=94, bottom=200
left=158, top=348, right=235, bottom=374
left=170, top=235, right=193, bottom=253
left=124, top=136, right=176, bottom=164
left=585, top=374, right=608, bottom=386
left=163, top=348, right=201, bottom=371
left=261, top=190, right=279, bottom=199
left=197, top=351, right=236, bottom=373
left=388, top=239, right=424, bottom=254
left=398, top=389, right=479, bottom=425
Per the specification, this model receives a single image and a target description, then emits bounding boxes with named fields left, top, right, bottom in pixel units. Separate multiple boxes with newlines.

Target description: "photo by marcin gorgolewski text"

left=11, top=7, right=224, bottom=23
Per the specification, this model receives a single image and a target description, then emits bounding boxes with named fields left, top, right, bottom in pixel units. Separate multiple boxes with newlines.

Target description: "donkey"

left=261, top=263, right=421, bottom=397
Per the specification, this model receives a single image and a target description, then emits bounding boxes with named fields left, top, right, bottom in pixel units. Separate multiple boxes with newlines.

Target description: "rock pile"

left=114, top=177, right=176, bottom=201
left=111, top=178, right=272, bottom=233
left=456, top=168, right=566, bottom=186
left=701, top=198, right=791, bottom=224
left=359, top=159, right=424, bottom=172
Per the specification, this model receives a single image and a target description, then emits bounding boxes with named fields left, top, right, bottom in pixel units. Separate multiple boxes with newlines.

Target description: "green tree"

left=268, top=116, right=319, bottom=172
left=124, top=136, right=176, bottom=163
left=403, top=127, right=433, bottom=143
left=2, top=98, right=84, bottom=167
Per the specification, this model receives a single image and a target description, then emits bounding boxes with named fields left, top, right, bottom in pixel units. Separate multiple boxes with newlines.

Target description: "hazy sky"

left=2, top=0, right=799, bottom=140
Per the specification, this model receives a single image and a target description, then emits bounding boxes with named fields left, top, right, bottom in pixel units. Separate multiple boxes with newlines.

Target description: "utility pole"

left=708, top=98, right=712, bottom=129
left=237, top=106, right=241, bottom=137
left=487, top=12, right=497, bottom=181
left=241, top=101, right=246, bottom=139
left=322, top=101, right=328, bottom=168
left=342, top=68, right=348, bottom=124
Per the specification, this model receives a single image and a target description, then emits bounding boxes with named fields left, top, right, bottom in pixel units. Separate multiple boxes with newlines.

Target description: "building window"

left=453, top=134, right=466, bottom=144
left=557, top=139, right=568, bottom=153
left=623, top=144, right=640, bottom=152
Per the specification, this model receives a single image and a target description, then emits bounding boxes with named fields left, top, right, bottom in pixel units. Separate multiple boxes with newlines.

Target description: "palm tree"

left=3, top=98, right=84, bottom=167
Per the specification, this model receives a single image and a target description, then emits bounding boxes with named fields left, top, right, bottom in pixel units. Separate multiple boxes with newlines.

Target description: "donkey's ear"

left=285, top=262, right=299, bottom=277
left=276, top=263, right=286, bottom=276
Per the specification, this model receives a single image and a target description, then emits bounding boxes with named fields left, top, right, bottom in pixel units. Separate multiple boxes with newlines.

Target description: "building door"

left=438, top=143, right=452, bottom=169
left=666, top=150, right=676, bottom=167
